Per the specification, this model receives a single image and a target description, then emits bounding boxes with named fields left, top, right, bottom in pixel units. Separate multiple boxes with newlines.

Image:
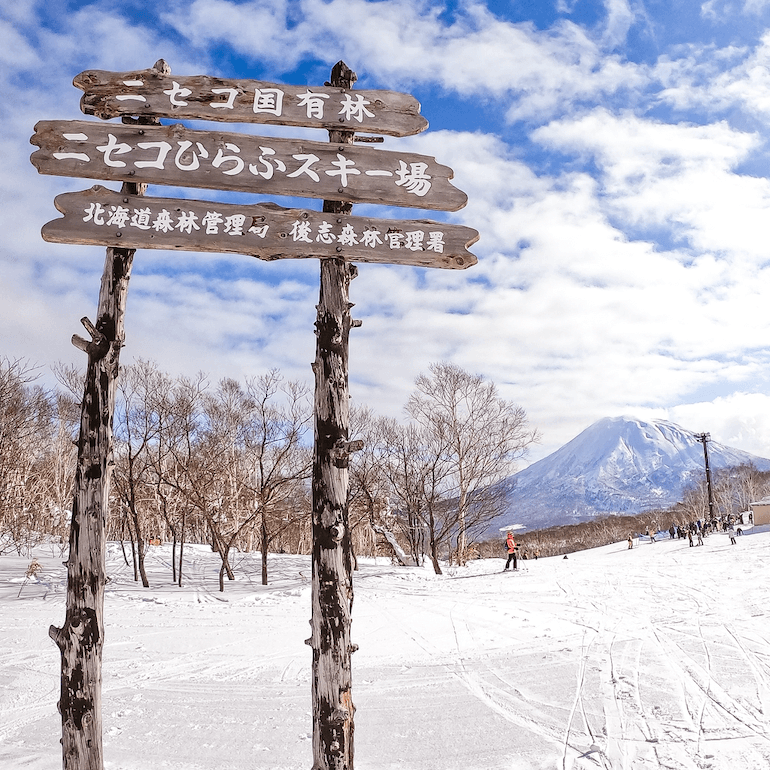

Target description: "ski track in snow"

left=3, top=533, right=770, bottom=769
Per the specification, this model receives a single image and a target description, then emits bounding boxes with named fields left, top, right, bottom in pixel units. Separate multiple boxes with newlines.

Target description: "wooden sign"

left=41, top=186, right=479, bottom=269
left=74, top=68, right=429, bottom=138
left=30, top=120, right=468, bottom=211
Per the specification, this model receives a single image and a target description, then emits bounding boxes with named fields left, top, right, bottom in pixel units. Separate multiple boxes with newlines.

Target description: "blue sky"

left=4, top=0, right=770, bottom=464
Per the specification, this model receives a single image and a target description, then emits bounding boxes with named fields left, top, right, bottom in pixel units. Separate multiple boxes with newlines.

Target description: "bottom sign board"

left=42, top=186, right=478, bottom=269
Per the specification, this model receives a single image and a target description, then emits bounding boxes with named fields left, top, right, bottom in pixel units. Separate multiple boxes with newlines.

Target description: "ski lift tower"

left=695, top=432, right=716, bottom=520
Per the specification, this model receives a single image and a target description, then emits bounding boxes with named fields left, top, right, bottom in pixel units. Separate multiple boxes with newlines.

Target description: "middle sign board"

left=30, top=120, right=467, bottom=211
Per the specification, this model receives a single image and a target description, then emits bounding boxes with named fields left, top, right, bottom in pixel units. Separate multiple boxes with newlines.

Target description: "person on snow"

left=504, top=531, right=518, bottom=571
left=728, top=525, right=737, bottom=545
left=627, top=535, right=633, bottom=550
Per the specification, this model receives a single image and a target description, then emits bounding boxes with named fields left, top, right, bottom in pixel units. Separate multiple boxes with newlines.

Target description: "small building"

left=749, top=498, right=770, bottom=526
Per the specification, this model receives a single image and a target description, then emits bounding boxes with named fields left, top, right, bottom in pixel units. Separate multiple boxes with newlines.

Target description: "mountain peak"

left=490, top=416, right=770, bottom=532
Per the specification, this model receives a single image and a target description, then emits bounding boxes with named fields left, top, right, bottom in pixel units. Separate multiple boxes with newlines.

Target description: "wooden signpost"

left=32, top=58, right=478, bottom=770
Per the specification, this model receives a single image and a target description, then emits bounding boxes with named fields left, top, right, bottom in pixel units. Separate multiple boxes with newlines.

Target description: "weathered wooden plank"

left=74, top=66, right=428, bottom=137
left=31, top=120, right=466, bottom=211
left=41, top=186, right=479, bottom=269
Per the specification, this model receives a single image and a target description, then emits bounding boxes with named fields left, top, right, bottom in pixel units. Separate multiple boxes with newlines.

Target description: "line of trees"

left=8, top=352, right=768, bottom=572
left=0, top=357, right=538, bottom=582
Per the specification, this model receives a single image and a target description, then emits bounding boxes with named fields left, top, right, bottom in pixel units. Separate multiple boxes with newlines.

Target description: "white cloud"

left=635, top=392, right=770, bottom=459
left=159, top=0, right=646, bottom=121
left=702, top=0, right=770, bottom=20
left=601, top=0, right=637, bottom=49
left=532, top=109, right=770, bottom=262
left=656, top=32, right=770, bottom=124
left=0, top=18, right=40, bottom=67
left=328, top=124, right=770, bottom=460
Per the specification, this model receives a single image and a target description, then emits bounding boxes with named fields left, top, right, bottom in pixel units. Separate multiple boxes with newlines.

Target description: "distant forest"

left=1, top=356, right=540, bottom=585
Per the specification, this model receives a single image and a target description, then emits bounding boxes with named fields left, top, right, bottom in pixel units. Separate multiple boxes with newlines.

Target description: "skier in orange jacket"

left=504, top=531, right=518, bottom=571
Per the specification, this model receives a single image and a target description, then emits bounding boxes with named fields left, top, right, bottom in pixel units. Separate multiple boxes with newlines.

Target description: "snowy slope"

left=494, top=416, right=770, bottom=531
left=3, top=533, right=770, bottom=770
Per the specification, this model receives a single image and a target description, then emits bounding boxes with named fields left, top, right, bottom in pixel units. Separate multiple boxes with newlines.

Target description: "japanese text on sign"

left=31, top=121, right=467, bottom=210
left=41, top=187, right=479, bottom=268
left=121, top=79, right=376, bottom=124
left=61, top=131, right=432, bottom=196
left=74, top=68, right=429, bottom=137
left=81, top=200, right=447, bottom=252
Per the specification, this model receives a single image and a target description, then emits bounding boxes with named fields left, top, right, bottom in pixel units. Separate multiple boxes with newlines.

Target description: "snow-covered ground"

left=2, top=529, right=770, bottom=770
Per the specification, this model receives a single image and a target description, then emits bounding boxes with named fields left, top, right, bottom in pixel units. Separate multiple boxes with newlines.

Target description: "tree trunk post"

left=309, top=61, right=358, bottom=770
left=48, top=59, right=169, bottom=770
left=178, top=510, right=186, bottom=588
left=261, top=515, right=270, bottom=586
left=49, top=239, right=136, bottom=770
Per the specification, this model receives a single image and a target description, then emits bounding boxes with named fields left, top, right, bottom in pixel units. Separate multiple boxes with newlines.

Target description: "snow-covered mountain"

left=490, top=416, right=770, bottom=532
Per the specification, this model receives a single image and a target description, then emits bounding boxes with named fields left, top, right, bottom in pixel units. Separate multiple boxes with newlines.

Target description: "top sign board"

left=74, top=68, right=429, bottom=137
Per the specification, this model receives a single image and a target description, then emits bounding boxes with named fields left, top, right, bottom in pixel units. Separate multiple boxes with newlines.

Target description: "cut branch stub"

left=71, top=316, right=108, bottom=358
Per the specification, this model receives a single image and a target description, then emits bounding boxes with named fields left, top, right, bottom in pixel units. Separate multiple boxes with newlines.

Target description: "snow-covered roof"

left=750, top=498, right=770, bottom=506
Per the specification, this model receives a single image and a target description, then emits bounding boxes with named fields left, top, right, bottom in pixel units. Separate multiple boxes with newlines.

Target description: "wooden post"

left=309, top=61, right=358, bottom=770
left=48, top=59, right=169, bottom=770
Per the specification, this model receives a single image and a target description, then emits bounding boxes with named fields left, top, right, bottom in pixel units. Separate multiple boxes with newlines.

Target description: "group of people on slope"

left=668, top=513, right=752, bottom=548
left=669, top=514, right=744, bottom=546
left=629, top=514, right=745, bottom=549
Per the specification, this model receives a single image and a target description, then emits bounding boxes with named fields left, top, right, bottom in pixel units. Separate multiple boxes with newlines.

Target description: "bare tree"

left=682, top=463, right=770, bottom=523
left=381, top=421, right=428, bottom=565
left=152, top=372, right=210, bottom=587
left=381, top=420, right=455, bottom=574
left=732, top=464, right=770, bottom=512
left=161, top=377, right=250, bottom=591
left=680, top=471, right=710, bottom=521
left=112, top=360, right=170, bottom=587
left=348, top=408, right=408, bottom=565
left=153, top=374, right=309, bottom=591
left=406, top=362, right=539, bottom=565
left=241, top=371, right=312, bottom=584
left=39, top=389, right=79, bottom=551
